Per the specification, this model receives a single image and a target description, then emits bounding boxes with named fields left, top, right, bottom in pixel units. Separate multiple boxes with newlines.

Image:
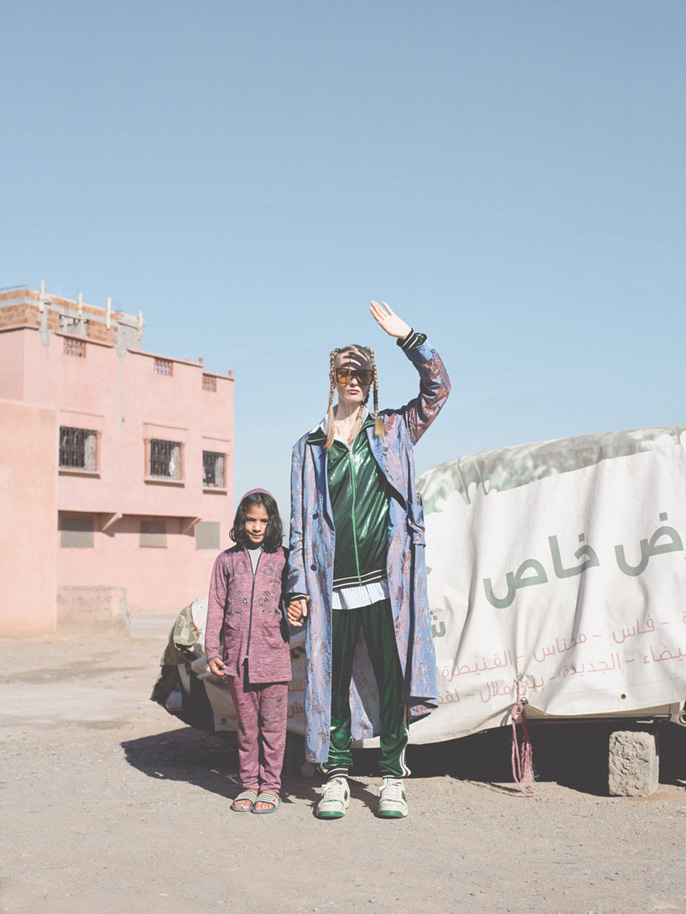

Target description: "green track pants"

left=321, top=598, right=409, bottom=780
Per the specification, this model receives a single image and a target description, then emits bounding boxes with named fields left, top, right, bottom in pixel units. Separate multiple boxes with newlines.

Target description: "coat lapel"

left=367, top=424, right=406, bottom=507
left=308, top=439, right=334, bottom=529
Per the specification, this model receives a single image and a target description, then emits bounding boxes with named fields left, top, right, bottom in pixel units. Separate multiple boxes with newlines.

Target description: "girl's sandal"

left=231, top=789, right=258, bottom=812
left=251, top=792, right=281, bottom=814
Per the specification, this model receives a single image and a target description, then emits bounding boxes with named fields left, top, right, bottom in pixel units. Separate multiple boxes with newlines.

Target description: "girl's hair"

left=325, top=344, right=384, bottom=450
left=230, top=491, right=283, bottom=552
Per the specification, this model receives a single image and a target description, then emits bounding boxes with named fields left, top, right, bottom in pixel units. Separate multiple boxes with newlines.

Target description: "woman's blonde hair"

left=325, top=344, right=384, bottom=450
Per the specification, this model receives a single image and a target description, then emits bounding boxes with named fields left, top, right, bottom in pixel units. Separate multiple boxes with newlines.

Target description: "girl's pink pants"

left=228, top=671, right=288, bottom=794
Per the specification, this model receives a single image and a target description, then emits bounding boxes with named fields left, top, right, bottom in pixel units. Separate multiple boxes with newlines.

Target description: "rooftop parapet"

left=0, top=283, right=145, bottom=354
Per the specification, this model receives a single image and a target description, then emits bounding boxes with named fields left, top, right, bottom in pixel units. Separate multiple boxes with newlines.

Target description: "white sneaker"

left=316, top=777, right=350, bottom=819
left=378, top=777, right=408, bottom=818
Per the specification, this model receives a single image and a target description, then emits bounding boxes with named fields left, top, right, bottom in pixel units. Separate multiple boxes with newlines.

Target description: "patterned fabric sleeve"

left=392, top=339, right=451, bottom=446
left=286, top=437, right=309, bottom=598
left=204, top=553, right=228, bottom=663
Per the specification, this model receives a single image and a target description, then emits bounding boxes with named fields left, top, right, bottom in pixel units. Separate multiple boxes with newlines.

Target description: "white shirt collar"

left=316, top=406, right=370, bottom=441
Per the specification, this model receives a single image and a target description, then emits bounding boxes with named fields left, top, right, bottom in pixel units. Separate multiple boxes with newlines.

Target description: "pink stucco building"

left=0, top=285, right=234, bottom=636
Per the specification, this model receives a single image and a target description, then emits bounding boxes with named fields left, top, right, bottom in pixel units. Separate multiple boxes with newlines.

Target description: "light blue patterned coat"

left=287, top=340, right=451, bottom=763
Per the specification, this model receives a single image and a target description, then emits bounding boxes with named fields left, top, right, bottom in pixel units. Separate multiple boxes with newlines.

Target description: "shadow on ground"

left=121, top=727, right=323, bottom=808
left=404, top=719, right=686, bottom=795
left=123, top=719, right=686, bottom=800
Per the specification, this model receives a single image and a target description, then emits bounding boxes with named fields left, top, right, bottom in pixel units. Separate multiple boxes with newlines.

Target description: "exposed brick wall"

left=0, top=291, right=118, bottom=345
left=0, top=288, right=36, bottom=302
left=0, top=304, right=41, bottom=329
left=88, top=323, right=117, bottom=344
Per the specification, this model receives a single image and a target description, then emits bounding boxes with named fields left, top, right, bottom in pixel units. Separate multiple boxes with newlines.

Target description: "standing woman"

left=287, top=301, right=450, bottom=819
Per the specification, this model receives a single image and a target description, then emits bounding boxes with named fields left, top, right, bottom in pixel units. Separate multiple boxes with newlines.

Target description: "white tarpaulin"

left=407, top=425, right=686, bottom=744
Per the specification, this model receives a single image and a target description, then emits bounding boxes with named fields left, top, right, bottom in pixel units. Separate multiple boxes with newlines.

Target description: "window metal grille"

left=203, top=451, right=225, bottom=488
left=202, top=374, right=217, bottom=392
left=59, top=427, right=98, bottom=470
left=154, top=358, right=173, bottom=376
left=64, top=338, right=86, bottom=358
left=150, top=439, right=182, bottom=478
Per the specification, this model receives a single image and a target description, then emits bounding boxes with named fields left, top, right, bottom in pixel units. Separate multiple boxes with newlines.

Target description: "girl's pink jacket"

left=205, top=545, right=291, bottom=683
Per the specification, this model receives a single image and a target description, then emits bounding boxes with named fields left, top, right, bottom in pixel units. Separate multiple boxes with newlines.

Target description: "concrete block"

left=608, top=729, right=659, bottom=797
left=57, top=585, right=129, bottom=636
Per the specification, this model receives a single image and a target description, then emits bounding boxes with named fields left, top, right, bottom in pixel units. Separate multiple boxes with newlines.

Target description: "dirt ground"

left=2, top=622, right=686, bottom=914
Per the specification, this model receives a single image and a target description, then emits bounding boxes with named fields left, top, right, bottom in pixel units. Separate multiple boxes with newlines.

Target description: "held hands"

left=287, top=596, right=309, bottom=627
left=370, top=300, right=411, bottom=340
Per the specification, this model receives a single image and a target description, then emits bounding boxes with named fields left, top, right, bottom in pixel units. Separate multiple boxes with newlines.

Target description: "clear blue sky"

left=2, top=1, right=685, bottom=519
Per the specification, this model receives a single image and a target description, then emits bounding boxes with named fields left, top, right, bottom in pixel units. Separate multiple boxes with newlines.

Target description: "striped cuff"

left=319, top=764, right=349, bottom=780
left=396, top=328, right=427, bottom=350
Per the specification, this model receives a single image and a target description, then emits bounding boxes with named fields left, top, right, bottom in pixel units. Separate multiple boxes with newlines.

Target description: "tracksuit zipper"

left=348, top=446, right=362, bottom=584
left=245, top=550, right=261, bottom=661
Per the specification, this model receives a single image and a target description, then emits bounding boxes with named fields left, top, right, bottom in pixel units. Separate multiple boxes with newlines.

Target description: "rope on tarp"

left=510, top=687, right=535, bottom=796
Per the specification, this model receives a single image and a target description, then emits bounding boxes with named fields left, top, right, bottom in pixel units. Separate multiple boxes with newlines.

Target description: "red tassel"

left=510, top=699, right=535, bottom=797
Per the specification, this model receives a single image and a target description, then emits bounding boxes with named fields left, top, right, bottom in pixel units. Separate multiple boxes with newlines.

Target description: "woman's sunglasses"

left=336, top=368, right=374, bottom=385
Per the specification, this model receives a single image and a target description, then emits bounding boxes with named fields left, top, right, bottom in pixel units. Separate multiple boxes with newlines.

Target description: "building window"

left=149, top=439, right=183, bottom=479
left=140, top=520, right=167, bottom=548
left=64, top=337, right=86, bottom=358
left=203, top=451, right=225, bottom=488
left=202, top=373, right=217, bottom=392
left=154, top=358, right=173, bottom=376
left=61, top=516, right=94, bottom=548
left=59, top=427, right=98, bottom=471
left=196, top=521, right=220, bottom=550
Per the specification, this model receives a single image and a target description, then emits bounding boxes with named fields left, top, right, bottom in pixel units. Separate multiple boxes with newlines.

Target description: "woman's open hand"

left=370, top=301, right=411, bottom=340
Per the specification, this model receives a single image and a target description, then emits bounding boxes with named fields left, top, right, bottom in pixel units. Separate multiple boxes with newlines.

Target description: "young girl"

left=205, top=489, right=290, bottom=814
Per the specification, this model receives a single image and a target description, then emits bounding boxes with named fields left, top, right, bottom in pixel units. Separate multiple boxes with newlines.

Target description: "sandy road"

left=2, top=623, right=686, bottom=914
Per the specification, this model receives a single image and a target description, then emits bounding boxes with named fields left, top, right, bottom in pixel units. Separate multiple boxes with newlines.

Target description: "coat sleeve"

left=392, top=339, right=451, bottom=445
left=286, top=437, right=309, bottom=598
left=204, top=553, right=228, bottom=663
left=279, top=547, right=292, bottom=617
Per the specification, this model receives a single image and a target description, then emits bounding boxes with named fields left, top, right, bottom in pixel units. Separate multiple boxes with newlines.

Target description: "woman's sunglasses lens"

left=336, top=369, right=373, bottom=384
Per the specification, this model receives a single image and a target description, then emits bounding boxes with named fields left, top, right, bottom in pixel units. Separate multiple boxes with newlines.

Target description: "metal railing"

left=59, top=427, right=97, bottom=470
